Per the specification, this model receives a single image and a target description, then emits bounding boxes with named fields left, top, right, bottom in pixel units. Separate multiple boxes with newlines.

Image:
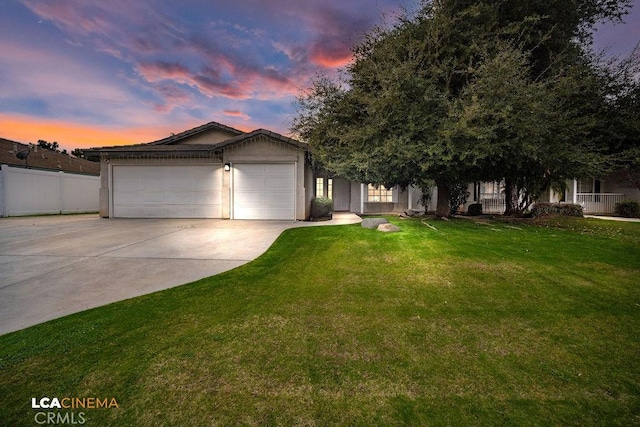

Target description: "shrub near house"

left=531, top=203, right=584, bottom=217
left=615, top=200, right=640, bottom=218
left=311, top=197, right=333, bottom=220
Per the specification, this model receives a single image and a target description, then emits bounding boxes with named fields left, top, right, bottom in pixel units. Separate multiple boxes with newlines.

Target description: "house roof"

left=84, top=144, right=223, bottom=158
left=85, top=124, right=308, bottom=158
left=147, top=120, right=244, bottom=145
left=212, top=129, right=309, bottom=151
left=0, top=138, right=101, bottom=175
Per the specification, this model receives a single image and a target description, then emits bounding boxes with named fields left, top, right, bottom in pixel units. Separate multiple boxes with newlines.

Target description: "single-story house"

left=86, top=121, right=431, bottom=220
left=86, top=122, right=314, bottom=220
left=87, top=121, right=639, bottom=219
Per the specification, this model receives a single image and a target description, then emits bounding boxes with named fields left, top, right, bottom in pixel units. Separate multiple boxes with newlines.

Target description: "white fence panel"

left=576, top=193, right=626, bottom=214
left=61, top=173, right=99, bottom=213
left=0, top=165, right=99, bottom=216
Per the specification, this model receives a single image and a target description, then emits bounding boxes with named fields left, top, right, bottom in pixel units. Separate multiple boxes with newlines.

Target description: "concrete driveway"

left=0, top=213, right=361, bottom=335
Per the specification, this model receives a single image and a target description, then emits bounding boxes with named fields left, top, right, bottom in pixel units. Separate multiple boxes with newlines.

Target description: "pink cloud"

left=223, top=110, right=251, bottom=120
left=309, top=45, right=353, bottom=68
left=137, top=61, right=193, bottom=83
left=14, top=0, right=413, bottom=137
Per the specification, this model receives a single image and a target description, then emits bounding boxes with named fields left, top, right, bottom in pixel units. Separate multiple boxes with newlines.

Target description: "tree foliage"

left=292, top=0, right=635, bottom=216
left=37, top=140, right=60, bottom=152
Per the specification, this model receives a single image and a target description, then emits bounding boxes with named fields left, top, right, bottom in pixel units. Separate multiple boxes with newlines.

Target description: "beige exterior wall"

left=363, top=189, right=409, bottom=214
left=99, top=161, right=109, bottom=217
left=179, top=128, right=240, bottom=145
left=345, top=181, right=418, bottom=214
left=304, top=163, right=314, bottom=219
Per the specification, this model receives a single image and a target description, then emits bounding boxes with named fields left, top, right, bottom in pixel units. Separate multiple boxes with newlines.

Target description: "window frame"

left=367, top=184, right=394, bottom=203
left=315, top=177, right=324, bottom=198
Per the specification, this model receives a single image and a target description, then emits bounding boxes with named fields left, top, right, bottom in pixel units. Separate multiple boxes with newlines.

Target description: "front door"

left=333, top=178, right=351, bottom=211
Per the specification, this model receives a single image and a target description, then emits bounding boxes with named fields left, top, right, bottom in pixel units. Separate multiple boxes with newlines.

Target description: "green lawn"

left=1, top=217, right=639, bottom=426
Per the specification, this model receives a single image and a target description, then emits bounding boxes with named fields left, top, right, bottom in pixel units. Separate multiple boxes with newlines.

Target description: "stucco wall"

left=178, top=128, right=240, bottom=145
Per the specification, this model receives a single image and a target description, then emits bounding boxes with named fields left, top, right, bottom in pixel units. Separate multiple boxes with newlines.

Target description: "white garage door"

left=233, top=163, right=295, bottom=220
left=112, top=165, right=222, bottom=218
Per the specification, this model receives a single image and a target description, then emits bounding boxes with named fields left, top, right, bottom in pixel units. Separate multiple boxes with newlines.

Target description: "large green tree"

left=293, top=0, right=633, bottom=216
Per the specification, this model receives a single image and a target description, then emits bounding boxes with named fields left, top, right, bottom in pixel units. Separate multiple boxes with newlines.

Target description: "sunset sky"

left=1, top=0, right=639, bottom=152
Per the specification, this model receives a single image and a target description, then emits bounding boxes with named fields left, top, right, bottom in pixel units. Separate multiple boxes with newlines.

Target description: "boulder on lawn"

left=361, top=218, right=389, bottom=229
left=377, top=223, right=401, bottom=233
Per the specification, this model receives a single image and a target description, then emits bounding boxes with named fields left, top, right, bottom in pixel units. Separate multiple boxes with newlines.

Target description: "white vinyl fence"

left=0, top=164, right=100, bottom=217
left=576, top=193, right=626, bottom=214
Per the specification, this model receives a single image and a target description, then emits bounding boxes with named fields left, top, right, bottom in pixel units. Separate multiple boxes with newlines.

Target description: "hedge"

left=531, top=203, right=583, bottom=217
left=615, top=200, right=640, bottom=218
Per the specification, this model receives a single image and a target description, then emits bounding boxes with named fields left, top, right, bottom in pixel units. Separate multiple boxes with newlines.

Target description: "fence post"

left=59, top=171, right=64, bottom=214
left=0, top=165, right=6, bottom=217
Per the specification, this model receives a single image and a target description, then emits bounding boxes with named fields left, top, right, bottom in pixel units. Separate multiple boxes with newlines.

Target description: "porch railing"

left=477, top=192, right=626, bottom=215
left=575, top=193, right=626, bottom=214
left=480, top=194, right=505, bottom=214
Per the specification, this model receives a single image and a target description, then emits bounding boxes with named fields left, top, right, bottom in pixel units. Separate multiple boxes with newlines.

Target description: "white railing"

left=480, top=195, right=506, bottom=214
left=575, top=193, right=626, bottom=214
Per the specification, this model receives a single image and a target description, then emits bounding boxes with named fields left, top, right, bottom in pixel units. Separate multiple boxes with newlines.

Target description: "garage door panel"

left=234, top=192, right=264, bottom=203
left=233, top=163, right=295, bottom=220
left=264, top=163, right=292, bottom=174
left=265, top=177, right=293, bottom=188
left=266, top=208, right=293, bottom=220
left=114, top=206, right=141, bottom=217
left=167, top=192, right=195, bottom=204
left=112, top=165, right=222, bottom=218
left=141, top=206, right=168, bottom=218
left=115, top=190, right=142, bottom=204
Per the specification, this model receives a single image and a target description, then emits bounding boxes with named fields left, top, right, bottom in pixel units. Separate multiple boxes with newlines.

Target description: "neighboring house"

left=0, top=138, right=101, bottom=217
left=0, top=138, right=100, bottom=174
left=85, top=122, right=313, bottom=220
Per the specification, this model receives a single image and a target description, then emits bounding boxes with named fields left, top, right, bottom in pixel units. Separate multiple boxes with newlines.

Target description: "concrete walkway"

left=585, top=215, right=640, bottom=223
left=0, top=213, right=361, bottom=335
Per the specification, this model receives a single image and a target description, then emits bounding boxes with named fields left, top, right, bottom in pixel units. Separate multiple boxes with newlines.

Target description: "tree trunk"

left=435, top=180, right=451, bottom=217
left=503, top=179, right=516, bottom=216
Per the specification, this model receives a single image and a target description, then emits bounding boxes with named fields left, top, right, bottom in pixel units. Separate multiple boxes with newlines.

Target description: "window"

left=327, top=179, right=333, bottom=200
left=578, top=179, right=592, bottom=194
left=367, top=184, right=393, bottom=202
left=559, top=188, right=566, bottom=202
left=315, top=178, right=324, bottom=198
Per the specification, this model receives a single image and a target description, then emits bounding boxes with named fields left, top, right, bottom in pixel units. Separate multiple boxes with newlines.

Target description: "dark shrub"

left=615, top=200, right=640, bottom=218
left=467, top=203, right=483, bottom=216
left=311, top=197, right=333, bottom=219
left=449, top=182, right=470, bottom=215
left=531, top=203, right=583, bottom=217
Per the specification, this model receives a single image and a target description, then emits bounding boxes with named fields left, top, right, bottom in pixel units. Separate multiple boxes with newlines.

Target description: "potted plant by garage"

left=311, top=197, right=333, bottom=221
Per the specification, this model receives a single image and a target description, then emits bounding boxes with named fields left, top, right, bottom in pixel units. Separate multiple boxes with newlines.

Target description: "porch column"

left=408, top=185, right=413, bottom=210
left=572, top=179, right=577, bottom=204
left=360, top=183, right=365, bottom=214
